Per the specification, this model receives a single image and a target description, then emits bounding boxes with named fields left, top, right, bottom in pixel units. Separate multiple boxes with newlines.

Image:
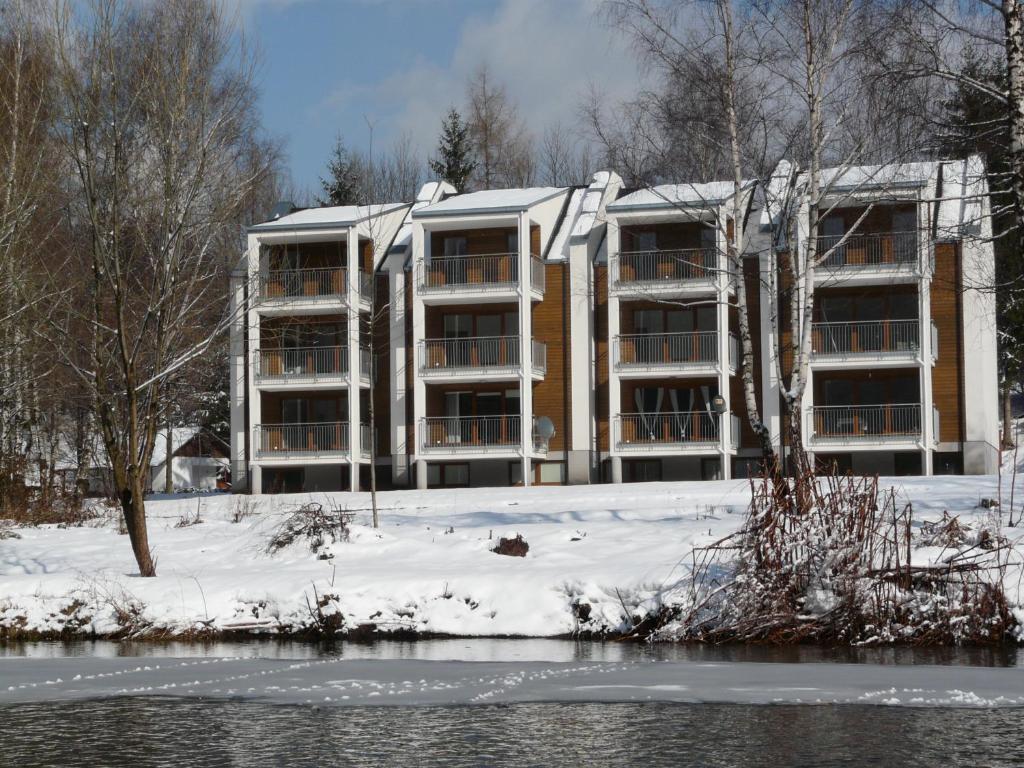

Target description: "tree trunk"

left=119, top=478, right=155, bottom=577
left=164, top=421, right=173, bottom=494
left=1004, top=0, right=1024, bottom=239
left=1003, top=381, right=1016, bottom=448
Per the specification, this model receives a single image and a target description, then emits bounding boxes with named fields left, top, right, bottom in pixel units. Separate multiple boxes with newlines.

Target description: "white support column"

left=411, top=223, right=428, bottom=479
left=229, top=266, right=248, bottom=492
left=518, top=213, right=533, bottom=486
left=716, top=207, right=732, bottom=480
left=388, top=266, right=409, bottom=485
left=347, top=228, right=361, bottom=492
left=758, top=250, right=781, bottom=455
left=607, top=220, right=622, bottom=478
left=246, top=237, right=263, bottom=494
left=919, top=274, right=935, bottom=475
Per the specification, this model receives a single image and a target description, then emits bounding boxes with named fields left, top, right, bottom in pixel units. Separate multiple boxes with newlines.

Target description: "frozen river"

left=3, top=640, right=1023, bottom=766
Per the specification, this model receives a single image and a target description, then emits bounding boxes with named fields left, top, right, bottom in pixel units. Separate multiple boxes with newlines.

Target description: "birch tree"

left=48, top=0, right=271, bottom=575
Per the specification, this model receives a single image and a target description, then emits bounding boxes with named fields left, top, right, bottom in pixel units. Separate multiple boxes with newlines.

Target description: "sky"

left=234, top=0, right=644, bottom=197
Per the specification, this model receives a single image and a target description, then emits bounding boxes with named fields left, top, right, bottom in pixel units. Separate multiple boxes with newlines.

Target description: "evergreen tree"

left=429, top=107, right=476, bottom=191
left=938, top=50, right=1024, bottom=445
left=318, top=135, right=366, bottom=206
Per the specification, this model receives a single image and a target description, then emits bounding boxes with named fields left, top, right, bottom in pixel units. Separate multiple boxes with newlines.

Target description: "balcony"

left=418, top=337, right=546, bottom=381
left=253, top=346, right=371, bottom=388
left=420, top=415, right=526, bottom=457
left=810, top=320, right=922, bottom=367
left=815, top=232, right=922, bottom=284
left=809, top=404, right=922, bottom=445
left=614, top=411, right=735, bottom=453
left=416, top=254, right=545, bottom=304
left=256, top=268, right=372, bottom=314
left=614, top=331, right=737, bottom=376
left=610, top=248, right=719, bottom=297
left=254, top=422, right=372, bottom=461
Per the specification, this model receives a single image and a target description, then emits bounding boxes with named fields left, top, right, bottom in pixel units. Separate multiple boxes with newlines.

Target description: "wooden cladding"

left=531, top=263, right=568, bottom=452
left=931, top=242, right=965, bottom=443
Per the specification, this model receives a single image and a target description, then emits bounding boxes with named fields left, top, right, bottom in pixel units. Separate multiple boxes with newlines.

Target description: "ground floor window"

left=625, top=459, right=662, bottom=483
left=427, top=463, right=470, bottom=488
left=263, top=468, right=303, bottom=494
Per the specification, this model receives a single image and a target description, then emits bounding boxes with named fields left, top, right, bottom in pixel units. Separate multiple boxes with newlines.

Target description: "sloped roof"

left=812, top=161, right=936, bottom=192
left=249, top=202, right=409, bottom=232
left=413, top=187, right=566, bottom=218
left=608, top=180, right=754, bottom=212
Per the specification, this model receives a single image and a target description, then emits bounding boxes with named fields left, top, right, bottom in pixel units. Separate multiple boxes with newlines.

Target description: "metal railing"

left=531, top=339, right=547, bottom=373
left=810, top=404, right=921, bottom=439
left=729, top=334, right=739, bottom=370
left=613, top=248, right=717, bottom=286
left=931, top=320, right=939, bottom=362
left=259, top=268, right=346, bottom=299
left=615, top=331, right=718, bottom=367
left=417, top=253, right=545, bottom=293
left=817, top=232, right=919, bottom=270
left=360, top=423, right=373, bottom=458
left=420, top=336, right=520, bottom=371
left=255, top=422, right=349, bottom=455
left=358, top=271, right=373, bottom=301
left=730, top=413, right=740, bottom=449
left=421, top=415, right=522, bottom=451
left=615, top=411, right=720, bottom=447
left=254, top=346, right=348, bottom=380
left=811, top=320, right=920, bottom=357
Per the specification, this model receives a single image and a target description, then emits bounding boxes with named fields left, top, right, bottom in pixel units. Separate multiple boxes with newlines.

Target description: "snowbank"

left=1, top=476, right=1022, bottom=641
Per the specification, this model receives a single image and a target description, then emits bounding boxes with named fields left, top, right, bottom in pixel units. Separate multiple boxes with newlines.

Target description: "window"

left=634, top=231, right=657, bottom=251
left=443, top=237, right=468, bottom=256
left=538, top=462, right=565, bottom=484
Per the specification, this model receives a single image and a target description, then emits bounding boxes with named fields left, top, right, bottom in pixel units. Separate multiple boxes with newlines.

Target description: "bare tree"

left=47, top=0, right=272, bottom=575
left=538, top=122, right=593, bottom=186
left=466, top=65, right=534, bottom=189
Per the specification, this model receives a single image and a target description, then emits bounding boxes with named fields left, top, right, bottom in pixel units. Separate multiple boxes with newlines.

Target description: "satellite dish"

left=534, top=416, right=556, bottom=440
left=711, top=395, right=727, bottom=414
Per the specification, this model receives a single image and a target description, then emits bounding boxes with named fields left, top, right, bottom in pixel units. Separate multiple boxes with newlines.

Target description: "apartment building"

left=228, top=200, right=414, bottom=494
left=229, top=158, right=998, bottom=493
left=758, top=158, right=999, bottom=477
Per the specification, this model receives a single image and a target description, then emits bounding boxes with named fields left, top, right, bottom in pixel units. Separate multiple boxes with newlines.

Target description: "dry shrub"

left=493, top=534, right=529, bottom=557
left=674, top=473, right=1014, bottom=645
left=267, top=502, right=352, bottom=556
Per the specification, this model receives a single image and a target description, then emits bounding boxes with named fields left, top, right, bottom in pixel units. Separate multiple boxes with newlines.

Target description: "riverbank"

left=2, top=477, right=1023, bottom=643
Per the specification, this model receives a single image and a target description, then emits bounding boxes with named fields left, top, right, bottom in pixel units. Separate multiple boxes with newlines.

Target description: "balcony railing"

left=259, top=268, right=346, bottom=300
left=255, top=422, right=350, bottom=455
left=360, top=423, right=373, bottom=459
left=420, top=415, right=521, bottom=452
left=615, top=331, right=718, bottom=368
left=417, top=253, right=544, bottom=293
left=615, top=411, right=720, bottom=448
left=612, top=248, right=717, bottom=287
left=254, top=346, right=372, bottom=382
left=419, top=336, right=545, bottom=373
left=255, top=346, right=347, bottom=380
left=817, top=232, right=918, bottom=270
left=811, top=320, right=920, bottom=358
left=810, top=404, right=921, bottom=440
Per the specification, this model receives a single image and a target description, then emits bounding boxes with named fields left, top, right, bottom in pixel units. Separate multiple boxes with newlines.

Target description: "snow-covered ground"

left=4, top=655, right=1024, bottom=708
left=1, top=475, right=1023, bottom=640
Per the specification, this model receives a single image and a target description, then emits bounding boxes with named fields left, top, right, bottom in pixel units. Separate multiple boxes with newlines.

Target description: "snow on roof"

left=759, top=160, right=795, bottom=230
left=387, top=181, right=458, bottom=269
left=608, top=180, right=753, bottom=213
left=546, top=188, right=586, bottom=261
left=149, top=427, right=204, bottom=467
left=546, top=172, right=620, bottom=261
left=413, top=187, right=566, bottom=218
left=936, top=155, right=987, bottom=237
left=249, top=202, right=408, bottom=232
left=812, top=161, right=936, bottom=193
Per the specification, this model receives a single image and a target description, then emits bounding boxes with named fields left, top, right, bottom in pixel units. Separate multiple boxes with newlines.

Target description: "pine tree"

left=429, top=108, right=476, bottom=191
left=938, top=50, right=1024, bottom=446
left=318, top=135, right=366, bottom=206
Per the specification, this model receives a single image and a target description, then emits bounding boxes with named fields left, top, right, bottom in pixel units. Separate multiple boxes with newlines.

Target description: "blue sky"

left=237, top=0, right=642, bottom=196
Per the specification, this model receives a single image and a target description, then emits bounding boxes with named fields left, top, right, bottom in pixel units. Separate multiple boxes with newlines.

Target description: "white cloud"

left=315, top=0, right=645, bottom=159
